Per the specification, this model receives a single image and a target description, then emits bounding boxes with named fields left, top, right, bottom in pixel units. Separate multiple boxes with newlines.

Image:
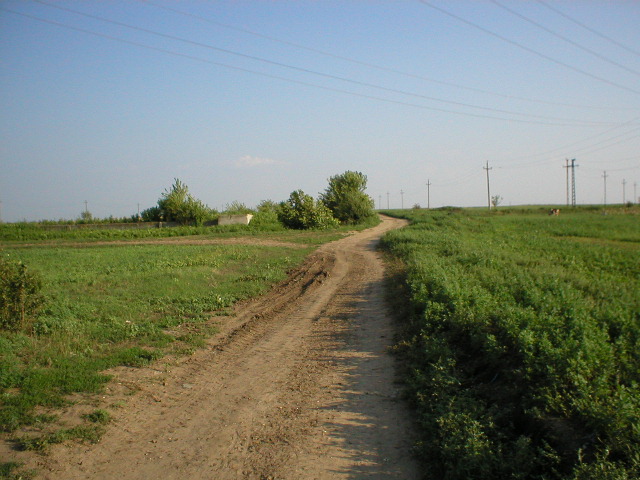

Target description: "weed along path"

left=20, top=215, right=419, bottom=479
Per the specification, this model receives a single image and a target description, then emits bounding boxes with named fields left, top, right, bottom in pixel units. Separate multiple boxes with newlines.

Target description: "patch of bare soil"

left=5, top=215, right=419, bottom=479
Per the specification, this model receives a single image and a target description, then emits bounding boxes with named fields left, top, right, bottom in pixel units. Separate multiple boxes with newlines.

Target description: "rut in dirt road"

left=17, top=215, right=419, bottom=480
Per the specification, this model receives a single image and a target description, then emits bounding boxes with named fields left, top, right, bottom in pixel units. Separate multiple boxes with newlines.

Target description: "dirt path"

left=14, top=215, right=419, bottom=479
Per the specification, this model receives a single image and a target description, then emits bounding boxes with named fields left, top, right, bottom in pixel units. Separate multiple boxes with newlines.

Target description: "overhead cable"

left=140, top=0, right=634, bottom=112
left=4, top=6, right=613, bottom=127
left=15, top=2, right=619, bottom=126
left=500, top=119, right=640, bottom=167
left=419, top=0, right=640, bottom=95
left=537, top=0, right=640, bottom=58
left=491, top=0, right=640, bottom=77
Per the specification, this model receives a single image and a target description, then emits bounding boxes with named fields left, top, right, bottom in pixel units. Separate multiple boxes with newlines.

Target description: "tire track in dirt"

left=13, top=215, right=418, bottom=479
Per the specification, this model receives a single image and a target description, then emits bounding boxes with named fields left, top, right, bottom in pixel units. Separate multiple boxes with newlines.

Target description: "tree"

left=491, top=195, right=503, bottom=208
left=79, top=209, right=93, bottom=223
left=154, top=179, right=215, bottom=226
left=250, top=200, right=282, bottom=230
left=223, top=201, right=253, bottom=215
left=256, top=200, right=278, bottom=213
left=140, top=206, right=162, bottom=222
left=320, top=171, right=375, bottom=224
left=277, top=190, right=339, bottom=230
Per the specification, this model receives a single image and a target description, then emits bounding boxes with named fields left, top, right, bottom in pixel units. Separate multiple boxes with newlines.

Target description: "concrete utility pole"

left=571, top=159, right=578, bottom=206
left=603, top=171, right=608, bottom=208
left=426, top=179, right=432, bottom=209
left=386, top=192, right=390, bottom=209
left=84, top=200, right=89, bottom=215
left=400, top=190, right=404, bottom=209
left=483, top=161, right=492, bottom=210
left=623, top=179, right=627, bottom=204
left=563, top=159, right=570, bottom=206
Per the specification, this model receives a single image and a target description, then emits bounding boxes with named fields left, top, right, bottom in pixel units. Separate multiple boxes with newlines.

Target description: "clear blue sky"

left=1, top=0, right=639, bottom=222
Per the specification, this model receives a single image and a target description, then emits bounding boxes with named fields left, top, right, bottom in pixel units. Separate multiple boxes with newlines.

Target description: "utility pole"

left=483, top=161, right=492, bottom=210
left=563, top=159, right=570, bottom=206
left=622, top=179, right=627, bottom=204
left=84, top=200, right=89, bottom=215
left=603, top=171, right=608, bottom=208
left=386, top=191, right=390, bottom=209
left=426, top=179, right=432, bottom=209
left=400, top=190, right=404, bottom=209
left=571, top=158, right=578, bottom=206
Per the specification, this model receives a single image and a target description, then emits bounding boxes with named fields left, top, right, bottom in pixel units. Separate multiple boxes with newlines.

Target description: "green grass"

left=0, top=219, right=358, bottom=244
left=0, top=461, right=35, bottom=480
left=13, top=423, right=106, bottom=452
left=381, top=206, right=640, bottom=480
left=0, top=222, right=356, bottom=434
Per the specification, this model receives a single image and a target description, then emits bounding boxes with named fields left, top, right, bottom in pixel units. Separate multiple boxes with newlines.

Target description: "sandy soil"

left=5, top=215, right=420, bottom=479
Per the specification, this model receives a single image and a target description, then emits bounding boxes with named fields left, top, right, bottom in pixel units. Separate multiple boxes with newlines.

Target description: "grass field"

left=0, top=223, right=355, bottom=454
left=381, top=206, right=639, bottom=479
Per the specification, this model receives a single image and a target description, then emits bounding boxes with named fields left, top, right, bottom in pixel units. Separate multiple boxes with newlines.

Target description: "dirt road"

left=18, top=215, right=419, bottom=479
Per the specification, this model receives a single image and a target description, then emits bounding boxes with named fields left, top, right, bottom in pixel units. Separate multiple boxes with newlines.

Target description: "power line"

left=7, top=3, right=618, bottom=127
left=140, top=0, right=635, bottom=112
left=496, top=121, right=640, bottom=168
left=1, top=7, right=557, bottom=124
left=537, top=0, right=640, bottom=58
left=419, top=0, right=640, bottom=95
left=593, top=163, right=640, bottom=173
left=491, top=0, right=640, bottom=77
left=573, top=132, right=640, bottom=157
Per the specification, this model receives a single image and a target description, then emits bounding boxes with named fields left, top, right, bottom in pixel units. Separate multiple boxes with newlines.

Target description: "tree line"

left=141, top=171, right=376, bottom=229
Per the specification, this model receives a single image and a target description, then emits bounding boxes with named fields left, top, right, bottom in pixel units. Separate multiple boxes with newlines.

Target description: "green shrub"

left=277, top=190, right=339, bottom=230
left=223, top=201, right=253, bottom=215
left=320, top=170, right=376, bottom=224
left=156, top=178, right=216, bottom=226
left=0, top=258, right=44, bottom=331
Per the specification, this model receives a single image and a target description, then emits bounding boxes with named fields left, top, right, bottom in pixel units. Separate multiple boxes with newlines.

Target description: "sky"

left=1, top=0, right=639, bottom=222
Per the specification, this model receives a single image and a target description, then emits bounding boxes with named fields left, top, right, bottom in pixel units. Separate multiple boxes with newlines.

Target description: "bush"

left=248, top=200, right=283, bottom=230
left=223, top=201, right=253, bottom=215
left=156, top=178, right=216, bottom=226
left=0, top=258, right=44, bottom=331
left=278, top=190, right=339, bottom=230
left=140, top=205, right=162, bottom=222
left=320, top=171, right=376, bottom=224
